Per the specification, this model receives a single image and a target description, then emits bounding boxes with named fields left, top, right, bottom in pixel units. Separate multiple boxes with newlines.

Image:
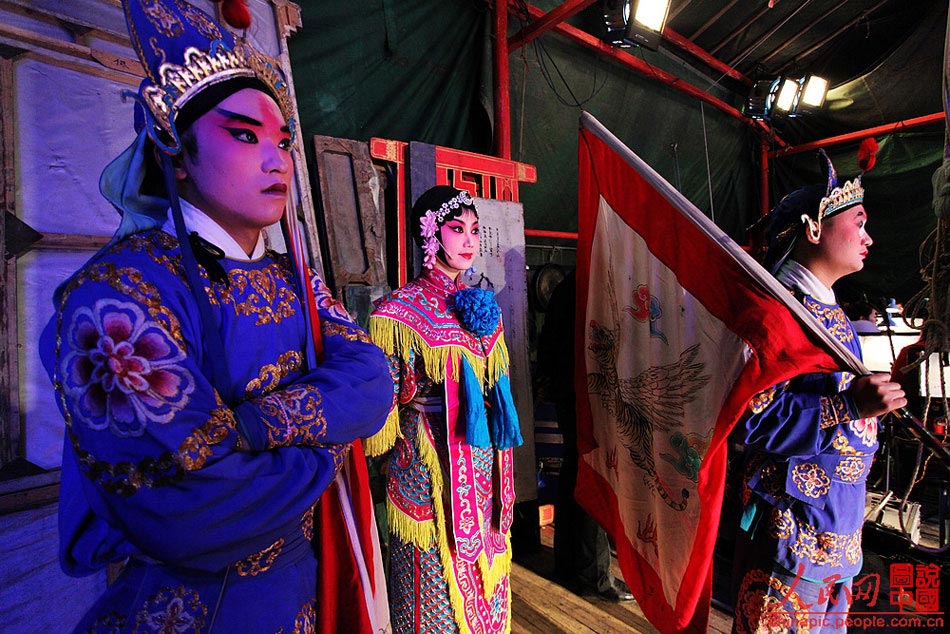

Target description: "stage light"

left=773, top=78, right=800, bottom=113
left=603, top=0, right=632, bottom=47
left=744, top=79, right=774, bottom=120
left=633, top=0, right=669, bottom=32
left=603, top=0, right=670, bottom=51
left=626, top=0, right=670, bottom=50
left=799, top=75, right=828, bottom=108
left=743, top=74, right=829, bottom=121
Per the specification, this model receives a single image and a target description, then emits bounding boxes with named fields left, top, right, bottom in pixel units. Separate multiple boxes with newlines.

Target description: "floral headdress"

left=419, top=190, right=475, bottom=269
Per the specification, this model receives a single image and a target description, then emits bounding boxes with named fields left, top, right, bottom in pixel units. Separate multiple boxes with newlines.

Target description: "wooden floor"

left=510, top=526, right=734, bottom=634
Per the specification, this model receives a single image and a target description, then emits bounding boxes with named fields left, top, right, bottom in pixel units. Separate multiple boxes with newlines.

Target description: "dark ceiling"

left=543, top=0, right=948, bottom=144
left=666, top=0, right=940, bottom=88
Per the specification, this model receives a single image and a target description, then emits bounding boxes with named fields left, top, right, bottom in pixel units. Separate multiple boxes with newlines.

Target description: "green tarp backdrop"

left=289, top=0, right=945, bottom=303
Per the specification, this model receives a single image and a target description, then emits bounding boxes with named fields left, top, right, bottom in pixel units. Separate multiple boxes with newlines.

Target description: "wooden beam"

left=0, top=471, right=60, bottom=513
left=668, top=0, right=695, bottom=23
left=758, top=1, right=847, bottom=68
left=689, top=0, right=738, bottom=41
left=34, top=233, right=110, bottom=250
left=663, top=27, right=752, bottom=87
left=508, top=0, right=597, bottom=51
left=525, top=229, right=578, bottom=240
left=770, top=112, right=945, bottom=157
left=507, top=2, right=753, bottom=89
left=0, top=22, right=143, bottom=80
left=710, top=2, right=773, bottom=56
left=0, top=0, right=129, bottom=43
left=515, top=3, right=762, bottom=130
left=0, top=55, right=16, bottom=470
left=759, top=137, right=770, bottom=216
left=776, top=0, right=889, bottom=76
left=727, top=0, right=817, bottom=70
left=505, top=3, right=781, bottom=143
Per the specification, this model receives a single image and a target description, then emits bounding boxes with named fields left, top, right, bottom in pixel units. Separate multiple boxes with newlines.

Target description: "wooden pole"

left=494, top=3, right=511, bottom=160
left=770, top=113, right=945, bottom=157
left=760, top=137, right=770, bottom=217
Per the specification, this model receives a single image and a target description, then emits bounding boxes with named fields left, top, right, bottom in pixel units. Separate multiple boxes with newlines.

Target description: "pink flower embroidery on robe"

left=61, top=298, right=195, bottom=437
left=850, top=417, right=878, bottom=447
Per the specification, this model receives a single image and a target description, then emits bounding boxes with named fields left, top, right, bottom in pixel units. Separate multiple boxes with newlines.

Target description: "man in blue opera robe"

left=38, top=1, right=392, bottom=631
left=731, top=147, right=906, bottom=633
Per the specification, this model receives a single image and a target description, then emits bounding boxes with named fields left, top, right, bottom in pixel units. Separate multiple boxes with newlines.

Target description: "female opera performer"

left=365, top=186, right=524, bottom=633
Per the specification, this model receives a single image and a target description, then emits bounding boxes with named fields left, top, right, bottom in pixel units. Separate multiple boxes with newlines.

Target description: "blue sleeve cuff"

left=233, top=401, right=268, bottom=451
left=839, top=391, right=861, bottom=421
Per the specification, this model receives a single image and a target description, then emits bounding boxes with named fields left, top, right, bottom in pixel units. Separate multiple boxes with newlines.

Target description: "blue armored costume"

left=733, top=262, right=877, bottom=604
left=732, top=147, right=883, bottom=634
left=42, top=220, right=389, bottom=631
left=38, top=1, right=392, bottom=631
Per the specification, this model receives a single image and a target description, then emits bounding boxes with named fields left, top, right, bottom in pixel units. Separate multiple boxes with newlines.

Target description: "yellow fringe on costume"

left=364, top=407, right=400, bottom=458
left=365, top=313, right=515, bottom=631
left=364, top=314, right=510, bottom=458
left=385, top=412, right=513, bottom=631
left=368, top=315, right=509, bottom=386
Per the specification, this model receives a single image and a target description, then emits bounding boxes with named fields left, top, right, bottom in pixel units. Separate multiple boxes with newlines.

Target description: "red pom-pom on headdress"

left=857, top=137, right=878, bottom=173
left=213, top=0, right=252, bottom=30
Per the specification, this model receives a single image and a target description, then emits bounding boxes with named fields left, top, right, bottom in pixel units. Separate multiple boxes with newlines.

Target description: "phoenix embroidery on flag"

left=586, top=323, right=708, bottom=511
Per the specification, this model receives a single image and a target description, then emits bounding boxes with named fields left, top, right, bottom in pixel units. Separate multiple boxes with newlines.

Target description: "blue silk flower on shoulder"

left=453, top=287, right=501, bottom=336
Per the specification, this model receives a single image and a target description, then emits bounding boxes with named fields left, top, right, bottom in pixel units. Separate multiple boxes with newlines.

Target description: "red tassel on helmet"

left=857, top=137, right=878, bottom=173
left=213, top=0, right=252, bottom=30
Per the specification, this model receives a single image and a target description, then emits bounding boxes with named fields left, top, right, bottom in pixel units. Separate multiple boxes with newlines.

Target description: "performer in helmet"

left=39, top=1, right=392, bottom=631
left=365, top=186, right=523, bottom=633
left=732, top=144, right=906, bottom=633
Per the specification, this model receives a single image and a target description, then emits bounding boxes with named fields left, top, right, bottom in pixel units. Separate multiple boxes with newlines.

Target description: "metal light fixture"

left=632, top=0, right=670, bottom=32
left=603, top=0, right=671, bottom=51
left=744, top=80, right=774, bottom=120
left=603, top=0, right=632, bottom=47
left=799, top=75, right=829, bottom=109
left=743, top=74, right=829, bottom=121
left=773, top=77, right=801, bottom=113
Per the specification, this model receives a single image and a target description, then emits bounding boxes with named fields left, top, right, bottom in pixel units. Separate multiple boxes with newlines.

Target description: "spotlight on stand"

left=603, top=0, right=671, bottom=51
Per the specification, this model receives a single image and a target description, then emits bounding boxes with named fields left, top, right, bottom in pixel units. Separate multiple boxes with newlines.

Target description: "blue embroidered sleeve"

left=737, top=374, right=859, bottom=457
left=42, top=264, right=347, bottom=575
left=233, top=308, right=391, bottom=450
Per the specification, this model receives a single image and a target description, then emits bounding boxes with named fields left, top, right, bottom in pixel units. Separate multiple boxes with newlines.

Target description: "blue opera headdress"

left=83, top=1, right=300, bottom=395
left=752, top=138, right=878, bottom=274
left=99, top=0, right=295, bottom=241
left=122, top=0, right=295, bottom=154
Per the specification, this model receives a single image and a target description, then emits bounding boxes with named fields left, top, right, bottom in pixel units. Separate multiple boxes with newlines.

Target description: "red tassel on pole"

left=857, top=137, right=879, bottom=173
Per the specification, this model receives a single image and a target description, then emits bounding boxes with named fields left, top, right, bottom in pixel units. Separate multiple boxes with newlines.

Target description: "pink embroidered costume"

left=365, top=186, right=522, bottom=634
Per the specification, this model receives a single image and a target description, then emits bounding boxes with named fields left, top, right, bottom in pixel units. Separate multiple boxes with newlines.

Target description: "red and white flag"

left=574, top=112, right=863, bottom=633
